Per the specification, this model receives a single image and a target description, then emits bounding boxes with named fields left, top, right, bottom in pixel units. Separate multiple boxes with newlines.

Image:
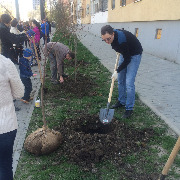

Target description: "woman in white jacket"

left=0, top=54, right=24, bottom=180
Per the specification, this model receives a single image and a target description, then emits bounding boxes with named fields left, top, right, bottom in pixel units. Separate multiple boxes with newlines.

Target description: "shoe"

left=15, top=106, right=21, bottom=111
left=62, top=74, right=69, bottom=78
left=51, top=81, right=59, bottom=85
left=112, top=101, right=125, bottom=109
left=122, top=110, right=133, bottom=119
left=34, top=63, right=38, bottom=66
left=29, top=97, right=34, bottom=101
left=20, top=99, right=29, bottom=104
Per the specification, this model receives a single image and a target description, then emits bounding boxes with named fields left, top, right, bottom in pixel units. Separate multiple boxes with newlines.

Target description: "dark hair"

left=68, top=51, right=75, bottom=59
left=32, top=19, right=41, bottom=30
left=11, top=18, right=18, bottom=27
left=1, top=14, right=12, bottom=24
left=101, top=25, right=114, bottom=35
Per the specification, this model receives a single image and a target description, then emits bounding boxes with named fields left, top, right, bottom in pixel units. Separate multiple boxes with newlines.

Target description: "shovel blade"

left=99, top=108, right=114, bottom=124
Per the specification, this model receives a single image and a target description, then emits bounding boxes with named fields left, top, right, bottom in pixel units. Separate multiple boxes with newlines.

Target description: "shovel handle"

left=159, top=136, right=180, bottom=180
left=108, top=53, right=120, bottom=103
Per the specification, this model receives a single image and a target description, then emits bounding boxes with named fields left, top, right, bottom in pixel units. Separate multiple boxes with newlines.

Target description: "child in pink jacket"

left=30, top=19, right=41, bottom=66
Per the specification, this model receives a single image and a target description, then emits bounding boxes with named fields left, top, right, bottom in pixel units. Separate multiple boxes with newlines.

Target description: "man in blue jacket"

left=101, top=25, right=143, bottom=118
left=41, top=19, right=49, bottom=44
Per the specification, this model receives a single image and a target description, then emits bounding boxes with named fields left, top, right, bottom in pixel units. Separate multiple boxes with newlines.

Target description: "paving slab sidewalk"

left=76, top=28, right=180, bottom=136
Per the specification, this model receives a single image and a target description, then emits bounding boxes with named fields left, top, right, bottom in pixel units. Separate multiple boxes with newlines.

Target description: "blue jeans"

left=0, top=129, right=17, bottom=180
left=117, top=54, right=142, bottom=110
left=21, top=77, right=32, bottom=101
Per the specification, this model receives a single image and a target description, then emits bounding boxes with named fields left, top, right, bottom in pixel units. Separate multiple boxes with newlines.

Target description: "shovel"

left=99, top=53, right=120, bottom=124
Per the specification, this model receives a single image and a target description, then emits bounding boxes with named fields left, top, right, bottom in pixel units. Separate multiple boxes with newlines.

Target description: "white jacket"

left=0, top=54, right=24, bottom=134
left=10, top=26, right=24, bottom=35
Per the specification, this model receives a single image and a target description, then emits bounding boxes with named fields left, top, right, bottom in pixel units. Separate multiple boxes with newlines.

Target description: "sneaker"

left=122, top=110, right=133, bottom=119
left=51, top=80, right=59, bottom=85
left=15, top=106, right=21, bottom=111
left=62, top=74, right=69, bottom=78
left=29, top=97, right=34, bottom=101
left=20, top=99, right=29, bottom=104
left=112, top=101, right=125, bottom=109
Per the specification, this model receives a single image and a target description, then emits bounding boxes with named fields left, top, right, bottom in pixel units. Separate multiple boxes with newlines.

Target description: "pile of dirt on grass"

left=45, top=73, right=96, bottom=98
left=54, top=114, right=159, bottom=179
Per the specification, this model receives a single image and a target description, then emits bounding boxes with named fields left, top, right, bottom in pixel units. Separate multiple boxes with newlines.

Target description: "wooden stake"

left=159, top=136, right=180, bottom=180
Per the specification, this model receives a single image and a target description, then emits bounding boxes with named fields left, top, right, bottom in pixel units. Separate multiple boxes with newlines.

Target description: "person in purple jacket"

left=30, top=19, right=41, bottom=65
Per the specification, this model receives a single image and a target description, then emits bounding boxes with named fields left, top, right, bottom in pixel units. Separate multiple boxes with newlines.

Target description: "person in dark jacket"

left=101, top=25, right=143, bottom=118
left=0, top=14, right=27, bottom=111
left=0, top=14, right=27, bottom=64
left=19, top=48, right=37, bottom=104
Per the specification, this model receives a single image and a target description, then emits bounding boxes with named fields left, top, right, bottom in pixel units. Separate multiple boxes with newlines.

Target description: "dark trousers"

left=15, top=44, right=23, bottom=58
left=0, top=129, right=17, bottom=180
left=21, top=77, right=32, bottom=101
left=43, top=33, right=50, bottom=44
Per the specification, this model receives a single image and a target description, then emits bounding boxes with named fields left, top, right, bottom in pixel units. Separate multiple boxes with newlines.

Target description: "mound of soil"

left=45, top=73, right=96, bottom=98
left=55, top=114, right=158, bottom=179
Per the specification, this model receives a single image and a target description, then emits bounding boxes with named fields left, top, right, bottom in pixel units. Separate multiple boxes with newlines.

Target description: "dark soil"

left=45, top=73, right=96, bottom=98
left=54, top=114, right=159, bottom=179
left=44, top=65, right=159, bottom=179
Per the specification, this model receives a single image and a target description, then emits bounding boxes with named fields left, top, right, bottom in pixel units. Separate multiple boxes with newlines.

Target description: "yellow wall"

left=108, top=0, right=180, bottom=22
left=81, top=0, right=91, bottom=24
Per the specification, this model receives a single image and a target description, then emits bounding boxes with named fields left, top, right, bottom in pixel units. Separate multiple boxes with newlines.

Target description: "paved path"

left=76, top=28, right=180, bottom=136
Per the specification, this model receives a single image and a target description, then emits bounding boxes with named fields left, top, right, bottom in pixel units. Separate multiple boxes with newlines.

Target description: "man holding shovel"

left=101, top=25, right=143, bottom=118
left=45, top=42, right=75, bottom=84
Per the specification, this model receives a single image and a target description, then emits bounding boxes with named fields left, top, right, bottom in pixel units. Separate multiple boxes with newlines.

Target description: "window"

left=86, top=4, right=90, bottom=15
left=95, top=3, right=99, bottom=13
left=135, top=28, right=139, bottom=37
left=99, top=0, right=108, bottom=12
left=156, top=29, right=162, bottom=39
left=120, top=0, right=126, bottom=6
left=112, top=0, right=115, bottom=9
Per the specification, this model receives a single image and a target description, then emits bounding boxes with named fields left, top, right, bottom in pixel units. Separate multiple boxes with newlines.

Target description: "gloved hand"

left=111, top=71, right=118, bottom=80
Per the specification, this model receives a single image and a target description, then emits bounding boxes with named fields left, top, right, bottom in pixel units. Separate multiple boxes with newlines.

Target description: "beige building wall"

left=108, top=0, right=180, bottom=22
left=81, top=0, right=91, bottom=24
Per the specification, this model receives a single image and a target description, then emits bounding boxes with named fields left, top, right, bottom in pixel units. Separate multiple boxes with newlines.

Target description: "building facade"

left=33, top=0, right=40, bottom=10
left=73, top=0, right=180, bottom=64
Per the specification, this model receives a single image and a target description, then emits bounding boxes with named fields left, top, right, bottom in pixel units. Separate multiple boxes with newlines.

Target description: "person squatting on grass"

left=101, top=25, right=143, bottom=119
left=0, top=54, right=24, bottom=180
left=44, top=42, right=75, bottom=84
left=19, top=48, right=37, bottom=104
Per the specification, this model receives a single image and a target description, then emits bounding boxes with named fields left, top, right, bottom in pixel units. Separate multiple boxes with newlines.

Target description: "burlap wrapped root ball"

left=24, top=127, right=63, bottom=156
